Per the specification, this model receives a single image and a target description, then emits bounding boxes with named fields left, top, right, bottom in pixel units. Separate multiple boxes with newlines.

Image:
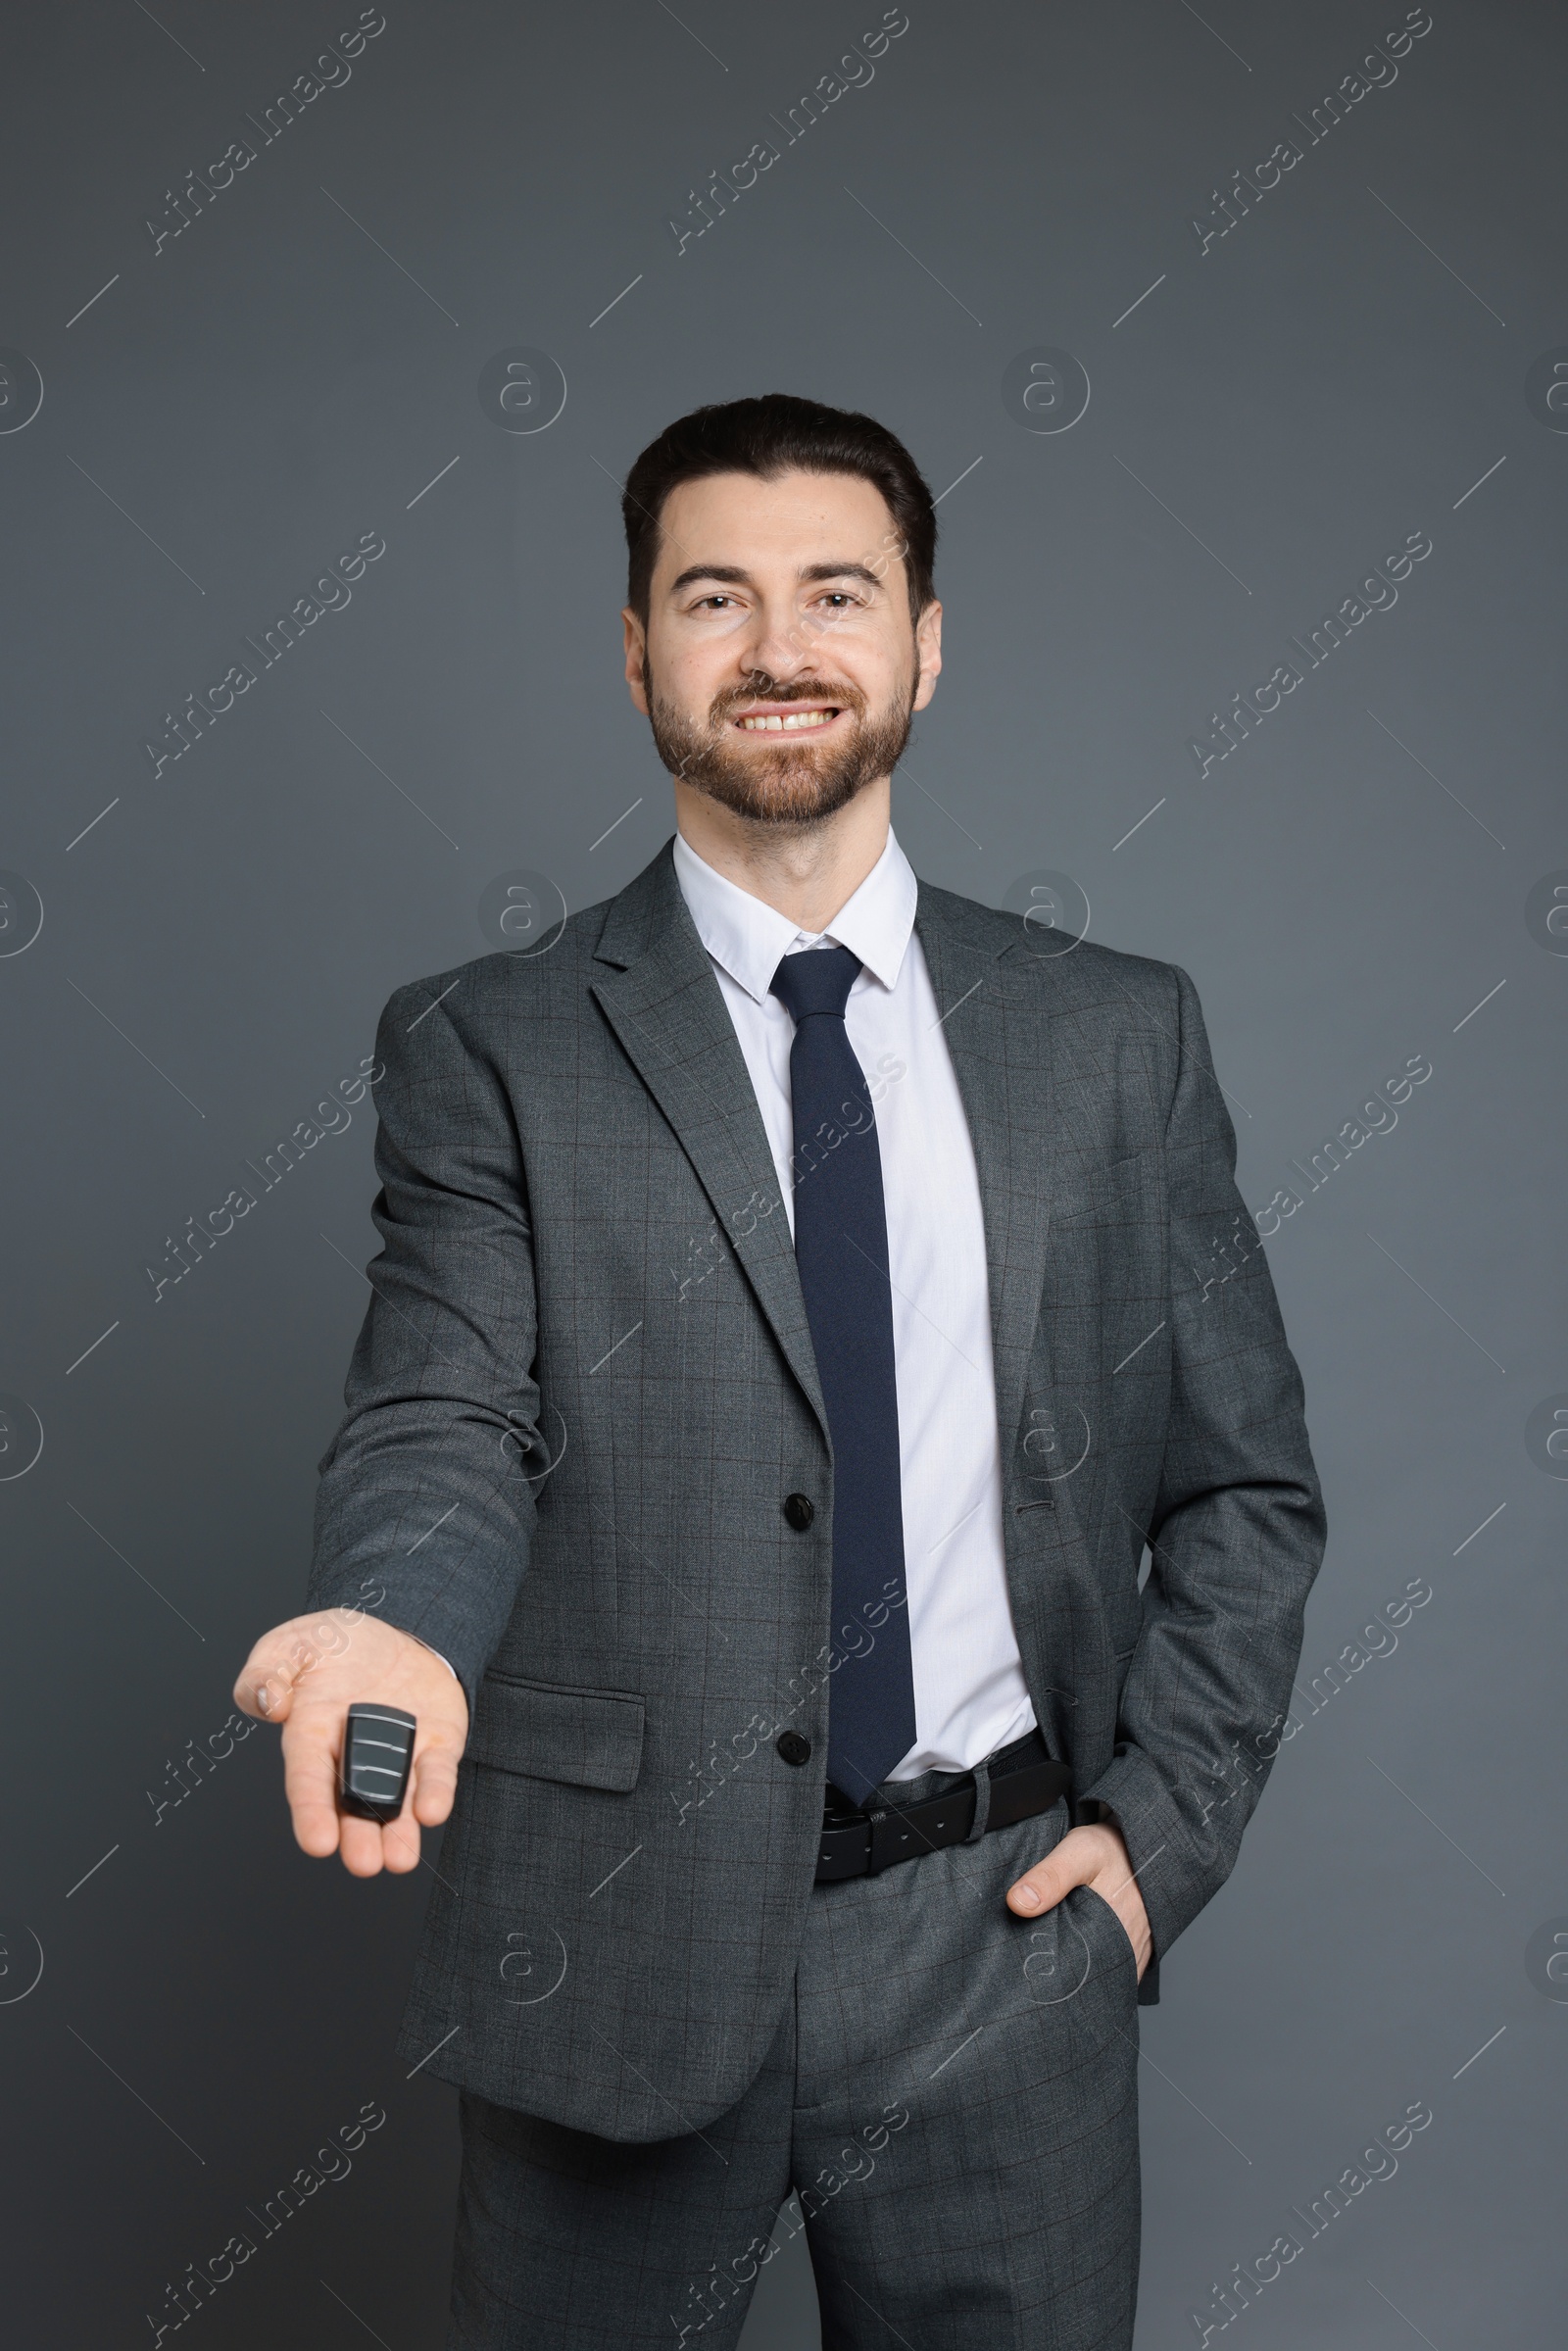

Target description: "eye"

left=816, top=591, right=861, bottom=612
left=695, top=593, right=735, bottom=610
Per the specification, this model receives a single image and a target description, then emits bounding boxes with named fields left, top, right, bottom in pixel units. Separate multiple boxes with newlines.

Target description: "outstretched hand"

left=233, top=1610, right=468, bottom=1878
left=1005, top=1820, right=1153, bottom=1980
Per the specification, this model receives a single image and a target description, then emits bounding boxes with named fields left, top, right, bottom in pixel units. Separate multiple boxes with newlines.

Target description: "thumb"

left=233, top=1625, right=321, bottom=1724
left=1005, top=1825, right=1097, bottom=1917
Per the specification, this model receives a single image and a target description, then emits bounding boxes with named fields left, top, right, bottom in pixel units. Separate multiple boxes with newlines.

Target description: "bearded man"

left=235, top=393, right=1324, bottom=2348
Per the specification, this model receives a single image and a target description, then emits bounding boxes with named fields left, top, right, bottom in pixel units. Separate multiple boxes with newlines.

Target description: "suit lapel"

left=590, top=848, right=829, bottom=1442
left=591, top=854, right=1066, bottom=1476
left=913, top=894, right=1057, bottom=1463
left=595, top=848, right=1105, bottom=1770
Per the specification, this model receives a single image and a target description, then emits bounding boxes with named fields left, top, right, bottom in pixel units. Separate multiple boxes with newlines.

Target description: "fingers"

left=375, top=1741, right=459, bottom=1877
left=289, top=1760, right=417, bottom=1878
left=281, top=1722, right=342, bottom=1860
left=339, top=1813, right=392, bottom=1877
left=379, top=1814, right=422, bottom=1876
left=283, top=1724, right=443, bottom=1876
left=285, top=1738, right=417, bottom=1878
left=340, top=1726, right=459, bottom=1873
left=412, top=1741, right=460, bottom=1829
left=358, top=1736, right=460, bottom=1875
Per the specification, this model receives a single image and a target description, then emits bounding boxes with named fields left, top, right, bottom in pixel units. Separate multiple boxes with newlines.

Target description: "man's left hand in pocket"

left=1006, top=1820, right=1153, bottom=1980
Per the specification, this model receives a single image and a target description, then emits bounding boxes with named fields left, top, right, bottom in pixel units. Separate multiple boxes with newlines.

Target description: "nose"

left=735, top=599, right=819, bottom=686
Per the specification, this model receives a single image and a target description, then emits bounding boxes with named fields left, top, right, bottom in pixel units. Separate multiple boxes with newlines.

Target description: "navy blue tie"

left=769, top=946, right=916, bottom=1807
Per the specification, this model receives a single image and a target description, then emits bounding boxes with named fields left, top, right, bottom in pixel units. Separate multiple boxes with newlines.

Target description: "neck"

left=671, top=776, right=892, bottom=933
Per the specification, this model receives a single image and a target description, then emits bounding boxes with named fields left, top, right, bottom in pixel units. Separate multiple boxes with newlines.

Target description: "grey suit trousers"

left=448, top=1753, right=1140, bottom=2351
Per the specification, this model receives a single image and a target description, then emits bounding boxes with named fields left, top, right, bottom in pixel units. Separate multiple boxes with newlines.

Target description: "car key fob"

left=340, top=1703, right=416, bottom=1822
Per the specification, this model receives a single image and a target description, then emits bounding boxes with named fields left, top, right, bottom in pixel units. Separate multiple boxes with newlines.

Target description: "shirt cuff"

left=409, top=1634, right=460, bottom=1683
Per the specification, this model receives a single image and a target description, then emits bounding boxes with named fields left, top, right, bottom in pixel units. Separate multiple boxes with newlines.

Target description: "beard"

left=645, top=661, right=916, bottom=828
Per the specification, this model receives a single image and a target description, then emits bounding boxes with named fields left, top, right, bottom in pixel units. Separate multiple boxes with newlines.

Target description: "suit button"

left=783, top=1493, right=814, bottom=1531
left=776, top=1731, right=811, bottom=1766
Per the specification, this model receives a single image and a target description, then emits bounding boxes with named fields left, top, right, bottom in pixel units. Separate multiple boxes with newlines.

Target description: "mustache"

left=646, top=662, right=915, bottom=827
left=709, top=674, right=866, bottom=726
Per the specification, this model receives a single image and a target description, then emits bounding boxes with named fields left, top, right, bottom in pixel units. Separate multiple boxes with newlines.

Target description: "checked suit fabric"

left=307, top=838, right=1327, bottom=2141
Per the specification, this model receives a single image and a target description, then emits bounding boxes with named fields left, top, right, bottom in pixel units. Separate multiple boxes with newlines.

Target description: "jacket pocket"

left=466, top=1673, right=646, bottom=1792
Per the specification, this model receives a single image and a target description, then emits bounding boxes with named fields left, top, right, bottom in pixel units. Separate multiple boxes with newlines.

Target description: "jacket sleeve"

left=305, top=977, right=542, bottom=1720
left=1077, top=962, right=1326, bottom=1977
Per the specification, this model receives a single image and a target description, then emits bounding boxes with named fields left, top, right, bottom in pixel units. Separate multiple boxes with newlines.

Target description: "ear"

left=911, top=599, right=943, bottom=711
left=622, top=608, right=650, bottom=712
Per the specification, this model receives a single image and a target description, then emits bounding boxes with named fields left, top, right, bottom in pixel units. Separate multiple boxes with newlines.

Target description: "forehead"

left=653, top=467, right=899, bottom=581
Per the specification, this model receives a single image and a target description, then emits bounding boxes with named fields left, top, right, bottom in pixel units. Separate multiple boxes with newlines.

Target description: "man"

left=235, top=393, right=1324, bottom=2348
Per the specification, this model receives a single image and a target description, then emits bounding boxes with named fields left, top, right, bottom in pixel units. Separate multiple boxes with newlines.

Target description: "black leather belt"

left=814, top=1727, right=1072, bottom=1883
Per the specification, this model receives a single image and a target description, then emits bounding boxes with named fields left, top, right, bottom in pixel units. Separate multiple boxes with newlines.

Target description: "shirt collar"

left=671, top=826, right=917, bottom=1004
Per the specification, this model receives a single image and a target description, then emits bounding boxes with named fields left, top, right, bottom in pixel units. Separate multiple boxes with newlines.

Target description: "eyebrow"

left=665, top=561, right=887, bottom=597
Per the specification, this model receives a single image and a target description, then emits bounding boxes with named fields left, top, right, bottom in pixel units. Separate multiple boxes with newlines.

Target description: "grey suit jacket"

left=307, top=839, right=1324, bottom=2141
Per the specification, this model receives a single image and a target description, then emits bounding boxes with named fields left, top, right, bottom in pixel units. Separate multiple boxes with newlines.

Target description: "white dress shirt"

left=672, top=826, right=1037, bottom=1781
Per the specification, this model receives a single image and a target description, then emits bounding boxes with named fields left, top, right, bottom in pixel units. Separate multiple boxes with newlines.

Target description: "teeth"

left=738, top=709, right=836, bottom=731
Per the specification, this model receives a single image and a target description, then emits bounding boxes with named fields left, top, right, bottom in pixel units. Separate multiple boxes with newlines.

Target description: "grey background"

left=1, top=1, right=1562, bottom=2342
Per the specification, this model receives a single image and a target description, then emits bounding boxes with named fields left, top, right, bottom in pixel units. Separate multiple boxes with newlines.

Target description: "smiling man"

left=235, top=393, right=1324, bottom=2348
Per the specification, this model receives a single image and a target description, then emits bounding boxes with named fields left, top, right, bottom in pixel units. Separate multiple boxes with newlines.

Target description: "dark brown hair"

left=622, top=393, right=937, bottom=628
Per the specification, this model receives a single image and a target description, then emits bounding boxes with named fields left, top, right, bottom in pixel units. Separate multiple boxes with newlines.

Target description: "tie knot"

left=769, top=945, right=862, bottom=1024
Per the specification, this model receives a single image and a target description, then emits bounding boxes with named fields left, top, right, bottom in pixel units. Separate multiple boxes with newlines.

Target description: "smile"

left=733, top=707, right=841, bottom=732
